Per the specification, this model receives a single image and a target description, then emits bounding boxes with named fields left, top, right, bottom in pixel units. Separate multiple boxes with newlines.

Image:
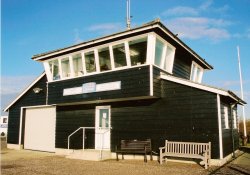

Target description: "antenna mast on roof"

left=126, top=0, right=131, bottom=30
left=237, top=46, right=247, bottom=140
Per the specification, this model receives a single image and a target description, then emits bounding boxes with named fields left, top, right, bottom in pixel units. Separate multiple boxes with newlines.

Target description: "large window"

left=98, top=47, right=111, bottom=72
left=44, top=33, right=177, bottom=82
left=128, top=37, right=147, bottom=66
left=190, top=62, right=204, bottom=83
left=72, top=53, right=83, bottom=76
left=49, top=60, right=60, bottom=80
left=61, top=57, right=71, bottom=78
left=113, top=43, right=127, bottom=68
left=85, top=51, right=96, bottom=73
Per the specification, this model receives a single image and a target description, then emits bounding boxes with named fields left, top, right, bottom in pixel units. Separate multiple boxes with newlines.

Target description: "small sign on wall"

left=63, top=81, right=121, bottom=96
left=82, top=82, right=96, bottom=93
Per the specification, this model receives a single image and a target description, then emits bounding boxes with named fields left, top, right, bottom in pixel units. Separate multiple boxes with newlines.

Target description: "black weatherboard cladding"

left=48, top=66, right=151, bottom=105
left=7, top=75, right=47, bottom=144
left=56, top=66, right=220, bottom=159
left=220, top=96, right=239, bottom=157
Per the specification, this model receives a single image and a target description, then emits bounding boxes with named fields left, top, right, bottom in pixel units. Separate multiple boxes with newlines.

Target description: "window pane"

left=85, top=51, right=96, bottom=73
left=49, top=60, right=60, bottom=80
left=155, top=39, right=164, bottom=67
left=113, top=43, right=127, bottom=68
left=99, top=109, right=109, bottom=128
left=163, top=46, right=174, bottom=71
left=129, top=37, right=147, bottom=66
left=61, top=58, right=71, bottom=78
left=190, top=64, right=197, bottom=81
left=73, top=54, right=83, bottom=76
left=196, top=67, right=201, bottom=82
left=98, top=47, right=111, bottom=72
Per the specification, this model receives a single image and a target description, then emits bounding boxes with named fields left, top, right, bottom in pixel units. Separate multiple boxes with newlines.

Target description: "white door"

left=24, top=106, right=56, bottom=152
left=95, top=106, right=111, bottom=150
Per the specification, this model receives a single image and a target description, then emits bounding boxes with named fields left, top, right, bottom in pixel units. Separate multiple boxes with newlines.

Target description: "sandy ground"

left=1, top=149, right=214, bottom=175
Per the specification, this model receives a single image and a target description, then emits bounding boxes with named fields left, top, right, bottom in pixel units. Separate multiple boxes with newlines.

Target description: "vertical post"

left=237, top=46, right=247, bottom=140
left=126, top=0, right=131, bottom=29
left=82, top=128, right=85, bottom=150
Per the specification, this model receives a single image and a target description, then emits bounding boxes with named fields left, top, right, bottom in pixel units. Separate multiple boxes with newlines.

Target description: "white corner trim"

left=217, top=94, right=223, bottom=159
left=161, top=74, right=230, bottom=97
left=150, top=64, right=153, bottom=96
left=3, top=72, right=46, bottom=112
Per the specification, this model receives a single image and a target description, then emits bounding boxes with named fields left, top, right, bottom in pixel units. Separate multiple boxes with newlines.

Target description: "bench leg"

left=144, top=153, right=147, bottom=163
left=160, top=149, right=163, bottom=164
left=116, top=153, right=119, bottom=161
left=122, top=154, right=124, bottom=160
left=150, top=152, right=153, bottom=161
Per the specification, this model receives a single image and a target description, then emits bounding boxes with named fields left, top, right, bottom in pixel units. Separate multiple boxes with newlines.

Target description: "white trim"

left=94, top=49, right=100, bottom=73
left=223, top=106, right=229, bottom=129
left=69, top=55, right=74, bottom=78
left=160, top=74, right=239, bottom=100
left=81, top=52, right=87, bottom=75
left=190, top=61, right=204, bottom=83
left=33, top=26, right=156, bottom=61
left=19, top=107, right=24, bottom=145
left=217, top=94, right=223, bottom=159
left=43, top=62, right=52, bottom=82
left=146, top=33, right=156, bottom=64
left=150, top=64, right=153, bottom=96
left=3, top=72, right=46, bottom=112
left=33, top=22, right=212, bottom=70
left=157, top=25, right=212, bottom=69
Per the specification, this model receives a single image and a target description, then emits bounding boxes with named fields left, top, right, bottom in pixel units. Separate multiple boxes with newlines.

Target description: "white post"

left=237, top=46, right=247, bottom=138
left=83, top=128, right=85, bottom=150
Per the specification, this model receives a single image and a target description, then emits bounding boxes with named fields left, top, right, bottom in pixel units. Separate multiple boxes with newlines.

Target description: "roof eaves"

left=160, top=74, right=245, bottom=105
left=3, top=72, right=46, bottom=112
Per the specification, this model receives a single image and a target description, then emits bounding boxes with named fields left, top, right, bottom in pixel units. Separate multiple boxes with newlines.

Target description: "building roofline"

left=160, top=74, right=246, bottom=105
left=32, top=19, right=213, bottom=70
left=3, top=72, right=46, bottom=112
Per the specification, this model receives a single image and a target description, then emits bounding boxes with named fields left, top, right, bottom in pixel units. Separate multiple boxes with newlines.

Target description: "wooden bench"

left=159, top=140, right=211, bottom=169
left=116, top=139, right=153, bottom=162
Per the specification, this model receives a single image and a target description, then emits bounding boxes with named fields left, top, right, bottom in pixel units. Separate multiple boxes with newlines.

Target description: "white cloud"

left=87, top=23, right=123, bottom=35
left=162, top=6, right=198, bottom=17
left=1, top=75, right=36, bottom=95
left=160, top=0, right=233, bottom=41
left=164, top=17, right=230, bottom=40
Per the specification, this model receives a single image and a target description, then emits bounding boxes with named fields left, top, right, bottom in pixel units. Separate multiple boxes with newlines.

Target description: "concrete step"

left=66, top=149, right=112, bottom=161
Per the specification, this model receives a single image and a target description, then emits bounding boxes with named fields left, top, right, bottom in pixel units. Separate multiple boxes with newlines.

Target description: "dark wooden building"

left=4, top=20, right=245, bottom=165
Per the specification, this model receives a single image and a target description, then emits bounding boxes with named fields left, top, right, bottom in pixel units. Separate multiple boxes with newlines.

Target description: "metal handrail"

left=67, top=127, right=95, bottom=150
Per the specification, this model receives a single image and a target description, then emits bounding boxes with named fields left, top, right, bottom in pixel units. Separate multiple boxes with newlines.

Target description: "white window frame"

left=190, top=61, right=204, bottom=83
left=224, top=106, right=229, bottom=129
left=152, top=34, right=176, bottom=73
left=44, top=33, right=180, bottom=82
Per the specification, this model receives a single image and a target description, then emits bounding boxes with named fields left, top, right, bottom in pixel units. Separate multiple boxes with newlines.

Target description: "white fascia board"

left=3, top=72, right=46, bottom=112
left=161, top=74, right=244, bottom=105
left=157, top=26, right=212, bottom=70
left=33, top=25, right=157, bottom=61
left=160, top=74, right=229, bottom=96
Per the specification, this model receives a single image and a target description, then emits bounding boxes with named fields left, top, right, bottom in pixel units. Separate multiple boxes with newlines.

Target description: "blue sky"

left=1, top=0, right=250, bottom=119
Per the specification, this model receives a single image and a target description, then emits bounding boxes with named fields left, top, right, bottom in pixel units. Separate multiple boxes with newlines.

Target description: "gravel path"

left=1, top=149, right=213, bottom=175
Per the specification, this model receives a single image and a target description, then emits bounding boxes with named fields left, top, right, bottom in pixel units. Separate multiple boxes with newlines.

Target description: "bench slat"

left=159, top=140, right=211, bottom=169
